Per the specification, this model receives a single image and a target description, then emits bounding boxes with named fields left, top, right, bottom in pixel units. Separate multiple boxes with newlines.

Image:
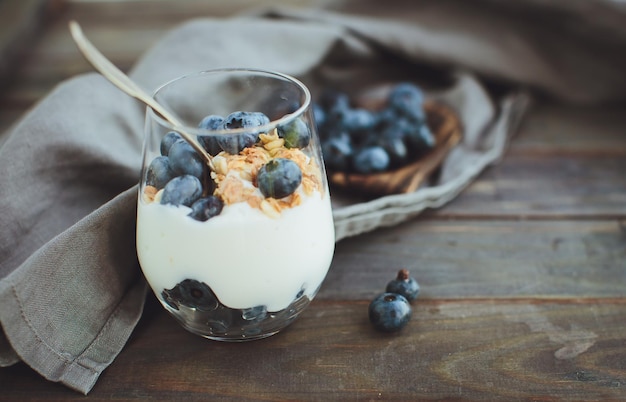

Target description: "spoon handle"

left=68, top=20, right=214, bottom=169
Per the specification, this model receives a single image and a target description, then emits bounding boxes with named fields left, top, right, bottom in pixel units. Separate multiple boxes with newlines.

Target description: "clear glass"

left=136, top=69, right=335, bottom=341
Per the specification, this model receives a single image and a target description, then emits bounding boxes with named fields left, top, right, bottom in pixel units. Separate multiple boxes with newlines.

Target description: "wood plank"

left=322, top=220, right=626, bottom=300
left=511, top=101, right=626, bottom=155
left=1, top=298, right=624, bottom=400
left=435, top=152, right=626, bottom=218
left=1, top=1, right=624, bottom=400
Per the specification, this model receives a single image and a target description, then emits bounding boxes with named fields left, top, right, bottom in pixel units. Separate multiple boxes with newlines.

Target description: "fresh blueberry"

left=368, top=293, right=412, bottom=332
left=222, top=111, right=269, bottom=131
left=342, top=108, right=377, bottom=134
left=178, top=280, right=218, bottom=310
left=162, top=279, right=219, bottom=311
left=160, top=175, right=203, bottom=207
left=379, top=135, right=409, bottom=168
left=388, top=83, right=425, bottom=120
left=321, top=134, right=353, bottom=171
left=198, top=115, right=226, bottom=156
left=277, top=118, right=310, bottom=149
left=198, top=134, right=222, bottom=156
left=374, top=108, right=398, bottom=129
left=312, top=103, right=326, bottom=132
left=257, top=158, right=302, bottom=199
left=216, top=111, right=269, bottom=154
left=322, top=92, right=351, bottom=127
left=145, top=155, right=176, bottom=189
left=405, top=122, right=436, bottom=155
left=252, top=111, right=271, bottom=127
left=160, top=131, right=183, bottom=156
left=385, top=269, right=420, bottom=301
left=217, top=111, right=268, bottom=154
left=218, top=132, right=258, bottom=155
left=241, top=305, right=268, bottom=322
left=168, top=140, right=205, bottom=179
left=378, top=114, right=411, bottom=137
left=188, top=196, right=224, bottom=222
left=198, top=114, right=224, bottom=130
left=352, top=146, right=390, bottom=174
left=318, top=90, right=350, bottom=112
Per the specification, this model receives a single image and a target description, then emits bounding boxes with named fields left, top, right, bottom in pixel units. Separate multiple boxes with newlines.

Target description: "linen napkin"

left=2, top=2, right=619, bottom=393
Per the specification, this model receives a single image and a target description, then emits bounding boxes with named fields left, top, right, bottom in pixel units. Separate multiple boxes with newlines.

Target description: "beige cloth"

left=1, top=2, right=623, bottom=394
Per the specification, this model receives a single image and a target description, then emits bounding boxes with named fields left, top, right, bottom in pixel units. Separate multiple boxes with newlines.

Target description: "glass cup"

left=136, top=69, right=335, bottom=341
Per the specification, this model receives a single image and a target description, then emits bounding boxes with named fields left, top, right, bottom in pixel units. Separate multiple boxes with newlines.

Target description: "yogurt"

left=137, top=188, right=335, bottom=312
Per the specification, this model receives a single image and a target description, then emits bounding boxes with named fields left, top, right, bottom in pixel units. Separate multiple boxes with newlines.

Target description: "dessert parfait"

left=136, top=69, right=335, bottom=341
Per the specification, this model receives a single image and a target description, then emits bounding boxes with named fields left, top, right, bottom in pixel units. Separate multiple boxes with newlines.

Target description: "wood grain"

left=1, top=298, right=625, bottom=401
left=1, top=0, right=625, bottom=400
left=324, top=220, right=626, bottom=300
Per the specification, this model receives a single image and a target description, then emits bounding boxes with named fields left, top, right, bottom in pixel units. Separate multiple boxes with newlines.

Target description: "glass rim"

left=147, top=67, right=312, bottom=136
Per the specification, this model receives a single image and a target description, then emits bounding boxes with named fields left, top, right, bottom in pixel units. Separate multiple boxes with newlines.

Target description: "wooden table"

left=1, top=1, right=625, bottom=400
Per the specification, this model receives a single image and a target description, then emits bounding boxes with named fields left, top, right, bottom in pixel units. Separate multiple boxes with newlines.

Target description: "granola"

left=144, top=128, right=323, bottom=218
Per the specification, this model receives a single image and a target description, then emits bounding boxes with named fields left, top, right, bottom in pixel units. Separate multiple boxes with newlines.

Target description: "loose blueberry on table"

left=368, top=293, right=412, bottom=332
left=369, top=269, right=420, bottom=332
left=386, top=269, right=420, bottom=301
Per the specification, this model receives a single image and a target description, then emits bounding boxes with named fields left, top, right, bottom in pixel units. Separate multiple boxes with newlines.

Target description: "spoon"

left=68, top=20, right=215, bottom=171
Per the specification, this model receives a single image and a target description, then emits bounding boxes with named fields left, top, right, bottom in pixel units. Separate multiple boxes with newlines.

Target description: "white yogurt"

left=136, top=191, right=335, bottom=311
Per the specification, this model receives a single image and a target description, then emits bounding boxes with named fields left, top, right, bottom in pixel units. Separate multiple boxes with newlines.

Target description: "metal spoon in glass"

left=68, top=20, right=215, bottom=171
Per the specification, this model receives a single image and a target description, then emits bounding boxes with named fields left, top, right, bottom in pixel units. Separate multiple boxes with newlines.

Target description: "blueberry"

left=277, top=118, right=310, bottom=149
left=223, top=111, right=269, bottom=131
left=379, top=114, right=411, bottom=137
left=168, top=140, right=205, bottom=179
left=342, top=108, right=377, bottom=134
left=241, top=305, right=268, bottom=322
left=216, top=111, right=269, bottom=154
left=318, top=90, right=350, bottom=112
left=321, top=134, right=353, bottom=171
left=312, top=103, right=326, bottom=132
left=374, top=108, right=398, bottom=130
left=218, top=111, right=268, bottom=154
left=188, top=196, right=224, bottom=222
left=386, top=269, right=420, bottom=301
left=352, top=146, right=390, bottom=174
left=197, top=115, right=226, bottom=156
left=178, top=280, right=218, bottom=310
left=160, top=131, right=183, bottom=156
left=198, top=135, right=222, bottom=156
left=160, top=175, right=203, bottom=207
left=145, top=155, right=176, bottom=189
left=379, top=135, right=409, bottom=168
left=322, top=92, right=351, bottom=127
left=162, top=279, right=218, bottom=311
left=368, top=293, right=412, bottom=332
left=218, top=132, right=258, bottom=155
left=405, top=123, right=436, bottom=155
left=388, top=83, right=425, bottom=120
left=198, top=114, right=224, bottom=130
left=257, top=158, right=302, bottom=199
left=251, top=111, right=271, bottom=127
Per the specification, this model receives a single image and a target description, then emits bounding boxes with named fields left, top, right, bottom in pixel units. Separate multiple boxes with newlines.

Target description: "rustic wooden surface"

left=1, top=1, right=625, bottom=400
